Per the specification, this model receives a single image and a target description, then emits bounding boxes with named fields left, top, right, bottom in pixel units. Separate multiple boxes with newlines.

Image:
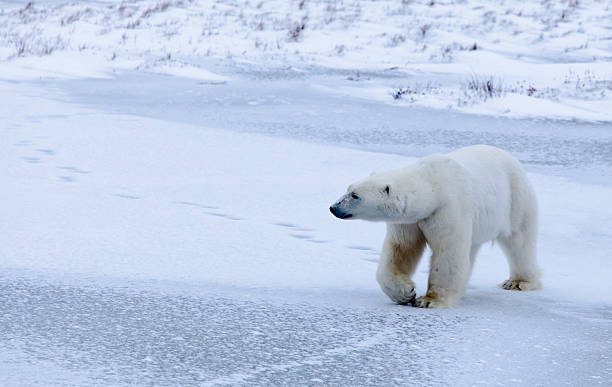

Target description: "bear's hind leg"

left=498, top=228, right=540, bottom=291
left=499, top=173, right=540, bottom=291
left=376, top=224, right=426, bottom=305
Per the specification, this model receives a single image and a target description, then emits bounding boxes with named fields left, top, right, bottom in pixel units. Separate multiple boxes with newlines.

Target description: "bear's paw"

left=381, top=283, right=416, bottom=305
left=412, top=295, right=442, bottom=308
left=500, top=279, right=540, bottom=291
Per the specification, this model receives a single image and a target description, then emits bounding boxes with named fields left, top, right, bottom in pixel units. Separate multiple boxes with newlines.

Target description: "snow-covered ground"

left=1, top=0, right=612, bottom=121
left=2, top=72, right=612, bottom=385
left=1, top=0, right=612, bottom=385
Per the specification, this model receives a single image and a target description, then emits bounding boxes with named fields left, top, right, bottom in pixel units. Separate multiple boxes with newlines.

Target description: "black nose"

left=329, top=205, right=339, bottom=217
left=330, top=205, right=352, bottom=219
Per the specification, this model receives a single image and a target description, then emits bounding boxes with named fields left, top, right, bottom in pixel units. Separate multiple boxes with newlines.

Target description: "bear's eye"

left=384, top=185, right=390, bottom=195
left=351, top=192, right=360, bottom=200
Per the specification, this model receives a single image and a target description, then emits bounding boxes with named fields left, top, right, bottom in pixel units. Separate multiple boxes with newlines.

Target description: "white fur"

left=331, top=145, right=540, bottom=307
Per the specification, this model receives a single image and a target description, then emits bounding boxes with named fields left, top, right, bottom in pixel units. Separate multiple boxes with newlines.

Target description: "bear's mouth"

left=329, top=205, right=352, bottom=219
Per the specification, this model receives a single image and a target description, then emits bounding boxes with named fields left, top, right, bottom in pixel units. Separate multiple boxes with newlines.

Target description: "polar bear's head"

left=329, top=167, right=437, bottom=223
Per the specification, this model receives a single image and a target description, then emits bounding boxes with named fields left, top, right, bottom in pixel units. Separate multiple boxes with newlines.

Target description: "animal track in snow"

left=274, top=222, right=298, bottom=228
left=346, top=245, right=377, bottom=252
left=54, top=167, right=89, bottom=183
left=289, top=233, right=313, bottom=240
left=173, top=200, right=218, bottom=209
left=361, top=257, right=379, bottom=263
left=274, top=221, right=328, bottom=244
left=273, top=222, right=312, bottom=232
left=306, top=239, right=328, bottom=244
left=346, top=245, right=380, bottom=263
left=205, top=211, right=242, bottom=221
left=58, top=175, right=77, bottom=183
left=22, top=156, right=41, bottom=163
left=173, top=200, right=242, bottom=220
left=58, top=166, right=89, bottom=174
left=36, top=148, right=55, bottom=155
left=112, top=193, right=142, bottom=200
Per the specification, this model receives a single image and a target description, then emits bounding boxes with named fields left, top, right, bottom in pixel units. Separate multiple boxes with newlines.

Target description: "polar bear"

left=330, top=145, right=540, bottom=308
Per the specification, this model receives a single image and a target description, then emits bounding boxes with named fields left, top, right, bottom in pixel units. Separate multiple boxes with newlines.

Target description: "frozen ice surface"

left=1, top=0, right=612, bottom=384
left=1, top=72, right=611, bottom=385
left=0, top=273, right=610, bottom=386
left=54, top=71, right=612, bottom=185
left=0, top=274, right=458, bottom=386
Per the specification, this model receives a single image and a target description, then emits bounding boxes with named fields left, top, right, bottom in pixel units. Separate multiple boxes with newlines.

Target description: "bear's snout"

left=330, top=204, right=352, bottom=219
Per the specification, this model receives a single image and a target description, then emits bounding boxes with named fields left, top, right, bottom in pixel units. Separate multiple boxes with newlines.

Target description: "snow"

left=1, top=0, right=611, bottom=121
left=2, top=72, right=612, bottom=385
left=1, top=0, right=611, bottom=385
left=3, top=76, right=612, bottom=297
left=147, top=63, right=229, bottom=82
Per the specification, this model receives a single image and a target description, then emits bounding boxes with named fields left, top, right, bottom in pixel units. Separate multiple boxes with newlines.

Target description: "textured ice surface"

left=1, top=273, right=610, bottom=386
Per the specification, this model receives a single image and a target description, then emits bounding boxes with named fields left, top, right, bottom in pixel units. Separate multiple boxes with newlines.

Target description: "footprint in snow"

left=59, top=166, right=89, bottom=174
left=58, top=176, right=77, bottom=183
left=274, top=222, right=298, bottom=228
left=173, top=201, right=242, bottom=221
left=23, top=156, right=42, bottom=163
left=112, top=193, right=142, bottom=200
left=206, top=211, right=243, bottom=221
left=274, top=222, right=328, bottom=244
left=273, top=222, right=313, bottom=231
left=347, top=245, right=380, bottom=263
left=361, top=257, right=379, bottom=264
left=346, top=245, right=377, bottom=252
left=173, top=200, right=218, bottom=209
left=37, top=149, right=56, bottom=155
left=290, top=233, right=313, bottom=240
left=306, top=239, right=328, bottom=244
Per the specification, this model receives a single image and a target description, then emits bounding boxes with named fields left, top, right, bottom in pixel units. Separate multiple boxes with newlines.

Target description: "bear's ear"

left=384, top=185, right=390, bottom=195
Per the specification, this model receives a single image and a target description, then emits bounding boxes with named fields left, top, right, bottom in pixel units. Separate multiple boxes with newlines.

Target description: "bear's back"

left=446, top=145, right=527, bottom=243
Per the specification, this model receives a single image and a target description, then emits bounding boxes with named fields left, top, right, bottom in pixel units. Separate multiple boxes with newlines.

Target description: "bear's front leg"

left=376, top=224, right=426, bottom=305
left=416, top=214, right=472, bottom=308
